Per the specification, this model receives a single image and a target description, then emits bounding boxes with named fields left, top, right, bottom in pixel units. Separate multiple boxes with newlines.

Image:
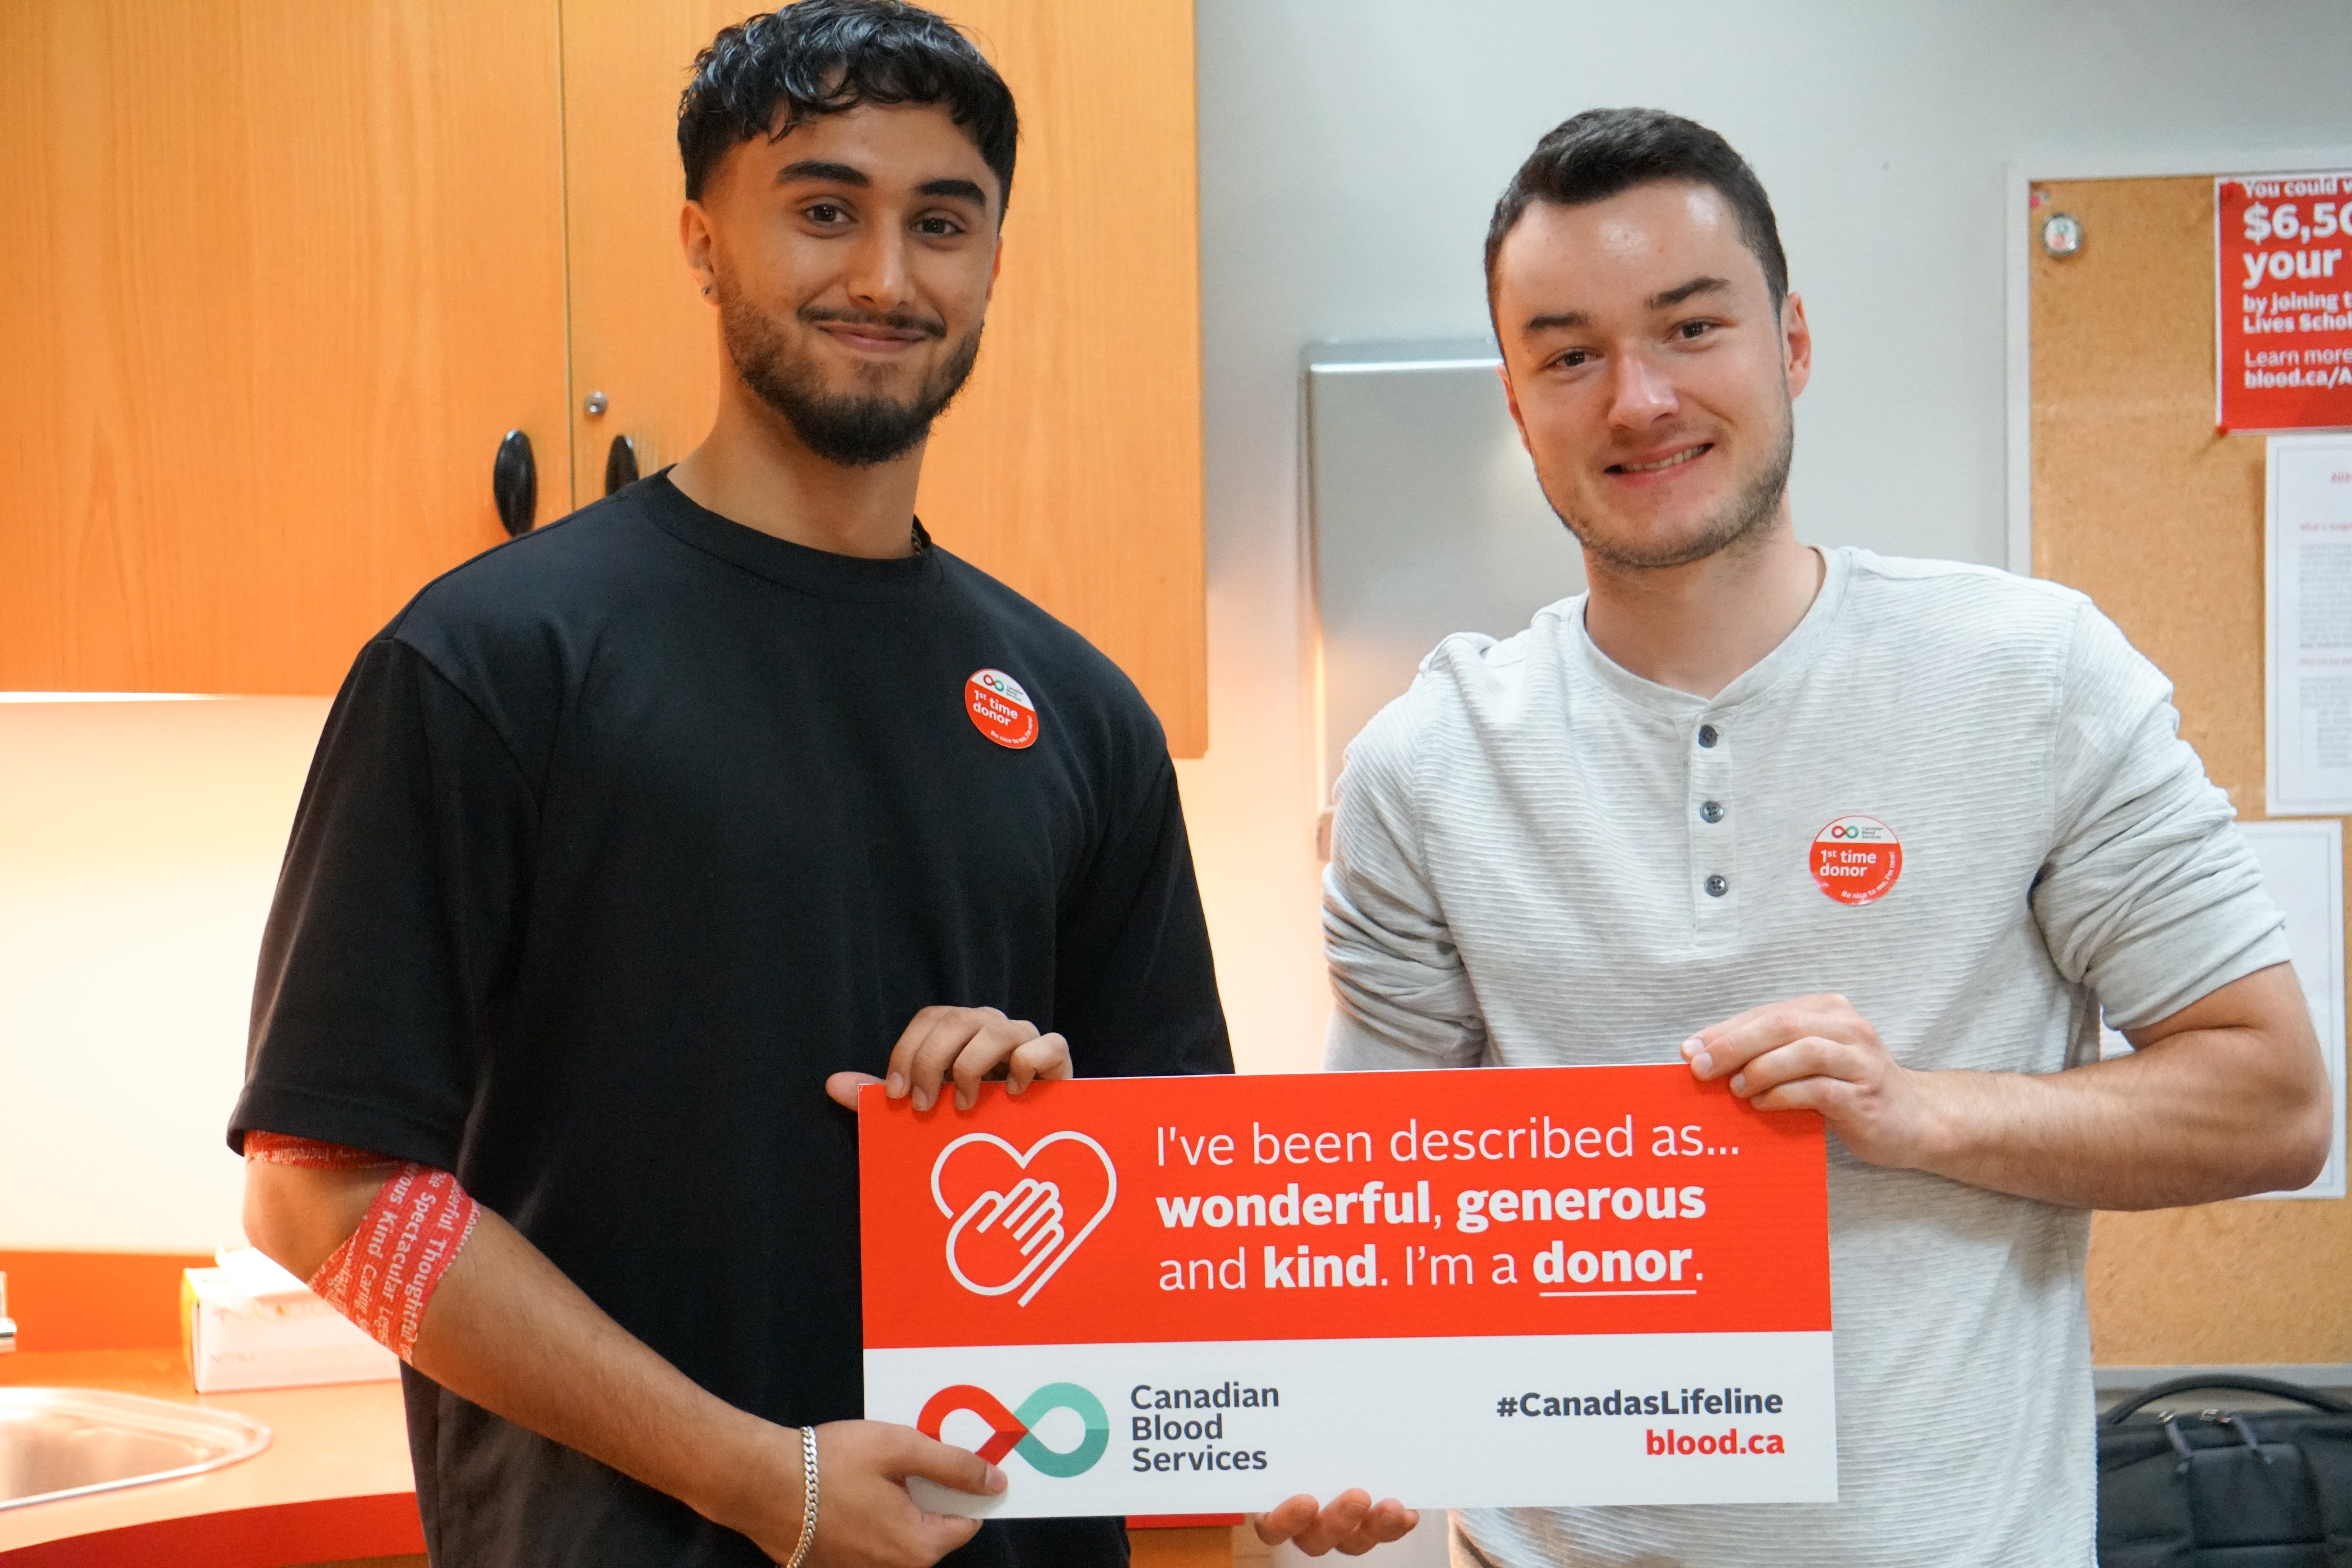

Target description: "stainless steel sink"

left=0, top=1388, right=270, bottom=1510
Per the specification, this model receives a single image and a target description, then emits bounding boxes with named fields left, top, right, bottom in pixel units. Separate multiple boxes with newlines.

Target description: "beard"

left=717, top=276, right=982, bottom=468
left=1552, top=399, right=1795, bottom=573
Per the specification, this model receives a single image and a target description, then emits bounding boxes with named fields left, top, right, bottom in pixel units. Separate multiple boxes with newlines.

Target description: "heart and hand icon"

left=931, top=1132, right=1117, bottom=1307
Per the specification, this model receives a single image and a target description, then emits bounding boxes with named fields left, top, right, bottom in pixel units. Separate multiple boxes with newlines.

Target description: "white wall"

left=1177, top=0, right=2352, bottom=1080
left=0, top=699, right=328, bottom=1251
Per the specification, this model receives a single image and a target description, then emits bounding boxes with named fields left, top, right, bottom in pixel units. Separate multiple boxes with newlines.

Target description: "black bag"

left=2099, top=1374, right=2352, bottom=1566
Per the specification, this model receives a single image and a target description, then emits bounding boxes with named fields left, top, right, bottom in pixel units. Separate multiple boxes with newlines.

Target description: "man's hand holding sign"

left=1688, top=974, right=2327, bottom=1208
left=835, top=1008, right=1414, bottom=1556
left=856, top=1061, right=1836, bottom=1525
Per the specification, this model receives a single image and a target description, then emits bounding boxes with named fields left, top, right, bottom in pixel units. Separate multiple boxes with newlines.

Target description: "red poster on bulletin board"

left=2217, top=172, right=2352, bottom=431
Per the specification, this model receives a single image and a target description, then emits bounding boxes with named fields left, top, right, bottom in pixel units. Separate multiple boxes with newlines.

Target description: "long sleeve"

left=1322, top=687, right=1489, bottom=1071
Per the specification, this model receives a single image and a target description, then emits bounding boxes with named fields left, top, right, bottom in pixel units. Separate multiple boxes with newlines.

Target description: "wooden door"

left=0, top=0, right=573, bottom=695
left=558, top=0, right=1208, bottom=755
left=555, top=0, right=736, bottom=505
left=2031, top=174, right=2352, bottom=1367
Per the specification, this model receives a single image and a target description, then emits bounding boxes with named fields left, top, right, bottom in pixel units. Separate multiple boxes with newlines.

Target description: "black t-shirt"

left=231, top=474, right=1231, bottom=1568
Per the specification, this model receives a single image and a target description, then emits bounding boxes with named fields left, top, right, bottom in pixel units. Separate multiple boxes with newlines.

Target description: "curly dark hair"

left=678, top=1, right=1017, bottom=211
left=1486, top=109, right=1787, bottom=311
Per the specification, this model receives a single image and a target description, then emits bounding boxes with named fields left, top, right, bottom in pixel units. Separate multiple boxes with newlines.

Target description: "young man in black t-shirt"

left=231, top=4, right=1414, bottom=1566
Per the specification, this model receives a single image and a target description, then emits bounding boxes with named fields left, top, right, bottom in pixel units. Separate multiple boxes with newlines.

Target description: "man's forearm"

left=1697, top=966, right=2332, bottom=1210
left=1909, top=971, right=2332, bottom=1209
left=244, top=1161, right=788, bottom=1541
left=404, top=1205, right=787, bottom=1533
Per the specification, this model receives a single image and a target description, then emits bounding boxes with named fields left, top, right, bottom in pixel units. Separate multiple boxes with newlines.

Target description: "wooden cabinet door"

left=555, top=0, right=734, bottom=508
left=559, top=0, right=1207, bottom=755
left=913, top=0, right=1206, bottom=757
left=0, top=0, right=573, bottom=695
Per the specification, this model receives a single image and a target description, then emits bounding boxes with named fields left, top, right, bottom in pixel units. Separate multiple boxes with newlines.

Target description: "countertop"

left=0, top=1348, right=420, bottom=1564
left=0, top=1350, right=1244, bottom=1566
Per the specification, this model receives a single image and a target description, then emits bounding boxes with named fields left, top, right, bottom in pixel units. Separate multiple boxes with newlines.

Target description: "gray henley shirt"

left=1323, top=546, right=2288, bottom=1566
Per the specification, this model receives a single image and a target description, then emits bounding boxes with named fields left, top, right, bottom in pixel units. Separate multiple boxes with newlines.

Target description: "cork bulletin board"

left=2030, top=173, right=2352, bottom=1367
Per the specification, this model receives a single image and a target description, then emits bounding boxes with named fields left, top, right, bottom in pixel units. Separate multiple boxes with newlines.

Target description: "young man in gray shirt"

left=1321, top=108, right=2332, bottom=1566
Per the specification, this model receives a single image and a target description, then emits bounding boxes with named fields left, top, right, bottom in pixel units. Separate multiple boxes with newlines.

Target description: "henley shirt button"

left=1699, top=800, right=1724, bottom=823
left=1704, top=874, right=1729, bottom=898
left=1697, top=724, right=1719, bottom=748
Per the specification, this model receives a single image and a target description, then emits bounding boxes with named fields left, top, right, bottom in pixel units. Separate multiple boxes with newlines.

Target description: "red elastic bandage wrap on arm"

left=243, top=1131, right=483, bottom=1361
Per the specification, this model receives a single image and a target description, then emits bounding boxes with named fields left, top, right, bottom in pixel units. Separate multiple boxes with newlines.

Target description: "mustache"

left=797, top=304, right=947, bottom=340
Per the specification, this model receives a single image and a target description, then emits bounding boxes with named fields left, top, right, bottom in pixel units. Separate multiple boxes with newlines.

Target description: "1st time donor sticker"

left=1809, top=816, right=1901, bottom=906
left=966, top=668, right=1039, bottom=750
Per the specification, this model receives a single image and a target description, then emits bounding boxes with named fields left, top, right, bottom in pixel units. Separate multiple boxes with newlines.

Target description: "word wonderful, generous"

left=1151, top=1181, right=1710, bottom=1232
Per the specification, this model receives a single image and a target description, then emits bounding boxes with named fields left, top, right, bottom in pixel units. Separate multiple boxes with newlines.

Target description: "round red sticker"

left=965, top=668, right=1038, bottom=750
left=1810, top=815, right=1902, bottom=905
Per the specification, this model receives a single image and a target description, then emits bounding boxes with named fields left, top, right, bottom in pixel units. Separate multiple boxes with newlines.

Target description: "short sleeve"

left=229, top=637, right=537, bottom=1166
left=1321, top=690, right=1488, bottom=1071
left=2031, top=603, right=2289, bottom=1029
left=1051, top=755, right=1233, bottom=1078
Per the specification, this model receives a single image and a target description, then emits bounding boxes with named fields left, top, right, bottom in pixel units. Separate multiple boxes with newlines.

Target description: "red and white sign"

left=965, top=668, right=1038, bottom=750
left=1809, top=816, right=1902, bottom=906
left=861, top=1066, right=1835, bottom=1515
left=2218, top=173, right=2352, bottom=431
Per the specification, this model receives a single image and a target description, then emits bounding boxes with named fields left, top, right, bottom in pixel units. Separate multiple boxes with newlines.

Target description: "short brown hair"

left=1485, top=109, right=1788, bottom=310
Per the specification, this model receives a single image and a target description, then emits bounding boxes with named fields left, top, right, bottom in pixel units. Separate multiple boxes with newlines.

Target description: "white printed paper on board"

left=2267, top=433, right=2352, bottom=815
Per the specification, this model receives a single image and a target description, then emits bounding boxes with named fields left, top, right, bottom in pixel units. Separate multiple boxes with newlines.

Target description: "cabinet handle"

left=494, top=430, right=536, bottom=536
left=604, top=434, right=640, bottom=496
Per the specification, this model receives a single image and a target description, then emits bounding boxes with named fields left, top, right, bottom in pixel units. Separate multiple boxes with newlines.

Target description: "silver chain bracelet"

left=782, top=1424, right=820, bottom=1568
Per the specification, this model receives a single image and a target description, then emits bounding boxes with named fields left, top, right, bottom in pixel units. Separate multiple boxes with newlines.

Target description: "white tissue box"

left=181, top=1247, right=400, bottom=1392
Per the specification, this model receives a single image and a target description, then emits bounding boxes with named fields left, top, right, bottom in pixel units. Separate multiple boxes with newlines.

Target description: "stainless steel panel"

left=1305, top=339, right=1585, bottom=802
left=0, top=1388, right=270, bottom=1510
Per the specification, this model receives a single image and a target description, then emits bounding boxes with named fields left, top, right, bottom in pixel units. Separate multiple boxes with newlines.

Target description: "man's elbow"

left=2234, top=1054, right=2336, bottom=1196
left=2271, top=1086, right=2336, bottom=1192
left=241, top=1163, right=311, bottom=1277
left=2223, top=984, right=2337, bottom=1195
left=241, top=1161, right=377, bottom=1281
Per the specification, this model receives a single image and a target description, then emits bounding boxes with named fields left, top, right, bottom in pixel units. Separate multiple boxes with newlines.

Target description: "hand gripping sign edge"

left=931, top=1131, right=1118, bottom=1307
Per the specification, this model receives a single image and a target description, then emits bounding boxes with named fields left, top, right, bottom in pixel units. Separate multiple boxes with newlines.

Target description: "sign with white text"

left=859, top=1065, right=1835, bottom=1515
left=2218, top=172, right=2352, bottom=431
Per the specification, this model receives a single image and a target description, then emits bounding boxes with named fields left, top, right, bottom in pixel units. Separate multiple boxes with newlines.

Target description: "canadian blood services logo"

left=965, top=668, right=1038, bottom=749
left=919, top=1382, right=1111, bottom=1476
left=932, top=1132, right=1117, bottom=1307
left=1809, top=815, right=1902, bottom=906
